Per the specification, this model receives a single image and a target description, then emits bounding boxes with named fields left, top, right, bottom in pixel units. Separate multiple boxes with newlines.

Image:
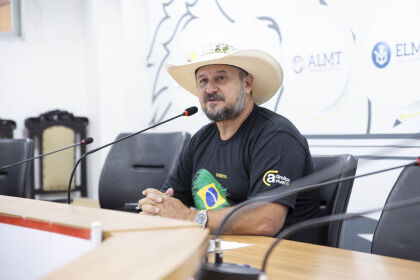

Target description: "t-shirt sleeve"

left=160, top=140, right=195, bottom=207
left=248, top=131, right=308, bottom=214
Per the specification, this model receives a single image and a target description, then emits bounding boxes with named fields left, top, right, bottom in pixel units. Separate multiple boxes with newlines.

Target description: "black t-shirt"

left=162, top=105, right=320, bottom=226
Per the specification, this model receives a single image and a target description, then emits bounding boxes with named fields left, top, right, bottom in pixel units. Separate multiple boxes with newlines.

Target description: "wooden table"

left=217, top=235, right=420, bottom=280
left=0, top=195, right=209, bottom=280
left=3, top=195, right=420, bottom=279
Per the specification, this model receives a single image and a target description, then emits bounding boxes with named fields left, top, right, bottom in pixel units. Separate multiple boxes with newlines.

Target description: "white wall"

left=0, top=0, right=88, bottom=127
left=1, top=0, right=420, bottom=220
left=82, top=0, right=152, bottom=199
left=0, top=0, right=152, bottom=199
left=0, top=0, right=94, bottom=193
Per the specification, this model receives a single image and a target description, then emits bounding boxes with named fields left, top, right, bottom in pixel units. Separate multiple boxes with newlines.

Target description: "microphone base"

left=198, top=262, right=264, bottom=280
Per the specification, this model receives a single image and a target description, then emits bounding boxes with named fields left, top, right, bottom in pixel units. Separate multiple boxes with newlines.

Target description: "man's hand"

left=138, top=188, right=195, bottom=221
left=137, top=188, right=286, bottom=236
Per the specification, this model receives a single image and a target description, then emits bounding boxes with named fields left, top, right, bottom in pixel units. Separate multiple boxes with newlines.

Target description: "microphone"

left=66, top=106, right=198, bottom=204
left=0, top=137, right=94, bottom=171
left=199, top=157, right=420, bottom=280
left=184, top=106, right=198, bottom=116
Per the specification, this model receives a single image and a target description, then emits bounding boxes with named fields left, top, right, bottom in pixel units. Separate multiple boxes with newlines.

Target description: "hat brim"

left=165, top=49, right=283, bottom=105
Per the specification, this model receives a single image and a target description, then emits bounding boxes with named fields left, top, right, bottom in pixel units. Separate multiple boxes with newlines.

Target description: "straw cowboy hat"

left=165, top=42, right=283, bottom=105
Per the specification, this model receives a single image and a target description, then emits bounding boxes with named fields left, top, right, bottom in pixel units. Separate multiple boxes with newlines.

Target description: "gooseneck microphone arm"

left=262, top=195, right=420, bottom=272
left=66, top=106, right=198, bottom=204
left=0, top=137, right=94, bottom=171
left=213, top=158, right=420, bottom=262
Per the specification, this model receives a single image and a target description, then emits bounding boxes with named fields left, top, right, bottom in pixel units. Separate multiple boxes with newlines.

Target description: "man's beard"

left=202, top=87, right=246, bottom=122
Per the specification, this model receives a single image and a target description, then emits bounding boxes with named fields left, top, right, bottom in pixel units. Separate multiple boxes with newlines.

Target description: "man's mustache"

left=204, top=93, right=225, bottom=103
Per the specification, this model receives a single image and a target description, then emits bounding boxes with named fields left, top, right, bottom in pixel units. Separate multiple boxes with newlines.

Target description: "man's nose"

left=206, top=79, right=218, bottom=93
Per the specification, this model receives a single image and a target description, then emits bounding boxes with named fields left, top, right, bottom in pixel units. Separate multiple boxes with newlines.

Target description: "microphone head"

left=83, top=137, right=94, bottom=145
left=184, top=106, right=198, bottom=116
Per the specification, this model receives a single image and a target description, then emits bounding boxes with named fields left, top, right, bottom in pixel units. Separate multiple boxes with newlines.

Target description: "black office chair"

left=98, top=131, right=191, bottom=211
left=371, top=165, right=420, bottom=261
left=0, top=139, right=34, bottom=198
left=278, top=154, right=357, bottom=246
left=313, top=154, right=358, bottom=247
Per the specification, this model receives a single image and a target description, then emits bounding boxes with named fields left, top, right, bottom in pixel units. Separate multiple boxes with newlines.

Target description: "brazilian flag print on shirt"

left=192, top=169, right=230, bottom=210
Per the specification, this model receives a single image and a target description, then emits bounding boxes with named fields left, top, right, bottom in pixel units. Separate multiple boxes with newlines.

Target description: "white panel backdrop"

left=0, top=0, right=419, bottom=251
left=144, top=0, right=420, bottom=251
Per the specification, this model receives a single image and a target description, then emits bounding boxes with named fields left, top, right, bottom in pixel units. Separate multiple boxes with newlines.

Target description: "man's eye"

left=199, top=78, right=208, bottom=85
left=217, top=76, right=226, bottom=81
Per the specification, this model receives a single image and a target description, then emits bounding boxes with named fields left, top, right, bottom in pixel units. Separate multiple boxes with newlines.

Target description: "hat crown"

left=188, top=43, right=240, bottom=63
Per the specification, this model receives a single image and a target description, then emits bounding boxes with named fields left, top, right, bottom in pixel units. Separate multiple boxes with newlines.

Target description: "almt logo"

left=372, top=42, right=391, bottom=68
left=292, top=51, right=342, bottom=73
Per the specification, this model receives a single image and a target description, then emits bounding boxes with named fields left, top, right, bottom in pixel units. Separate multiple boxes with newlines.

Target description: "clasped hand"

left=137, top=188, right=191, bottom=220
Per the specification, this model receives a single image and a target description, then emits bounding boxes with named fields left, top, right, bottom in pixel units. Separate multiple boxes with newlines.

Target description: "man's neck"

left=216, top=101, right=254, bottom=141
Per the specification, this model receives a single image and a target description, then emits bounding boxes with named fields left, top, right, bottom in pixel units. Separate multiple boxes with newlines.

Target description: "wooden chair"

left=25, top=110, right=89, bottom=199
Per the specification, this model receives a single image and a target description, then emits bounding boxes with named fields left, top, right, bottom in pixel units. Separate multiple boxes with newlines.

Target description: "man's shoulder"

left=194, top=122, right=216, bottom=137
left=189, top=122, right=217, bottom=145
left=250, top=106, right=311, bottom=154
left=253, top=106, right=302, bottom=136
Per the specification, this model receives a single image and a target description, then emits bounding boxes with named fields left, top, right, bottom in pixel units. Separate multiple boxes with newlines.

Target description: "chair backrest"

left=0, top=119, right=16, bottom=139
left=371, top=165, right=420, bottom=261
left=0, top=139, right=34, bottom=197
left=99, top=131, right=191, bottom=210
left=313, top=154, right=358, bottom=247
left=25, top=110, right=89, bottom=198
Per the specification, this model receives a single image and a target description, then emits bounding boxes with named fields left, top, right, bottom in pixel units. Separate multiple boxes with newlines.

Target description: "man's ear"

left=245, top=74, right=254, bottom=95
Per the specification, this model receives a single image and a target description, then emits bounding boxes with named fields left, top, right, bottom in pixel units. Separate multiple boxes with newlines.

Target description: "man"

left=138, top=43, right=320, bottom=237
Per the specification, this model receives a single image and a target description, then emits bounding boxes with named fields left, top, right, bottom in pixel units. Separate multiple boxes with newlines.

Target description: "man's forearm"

left=139, top=188, right=287, bottom=236
left=205, top=203, right=288, bottom=236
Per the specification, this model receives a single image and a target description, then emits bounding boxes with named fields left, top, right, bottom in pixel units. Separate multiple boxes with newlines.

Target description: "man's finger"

left=141, top=204, right=160, bottom=215
left=142, top=188, right=164, bottom=197
left=165, top=188, right=174, bottom=197
left=144, top=192, right=165, bottom=203
left=138, top=197, right=160, bottom=208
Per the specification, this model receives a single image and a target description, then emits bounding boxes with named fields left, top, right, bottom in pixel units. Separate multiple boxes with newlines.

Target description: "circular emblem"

left=205, top=187, right=218, bottom=207
left=372, top=42, right=391, bottom=68
left=293, top=55, right=304, bottom=73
